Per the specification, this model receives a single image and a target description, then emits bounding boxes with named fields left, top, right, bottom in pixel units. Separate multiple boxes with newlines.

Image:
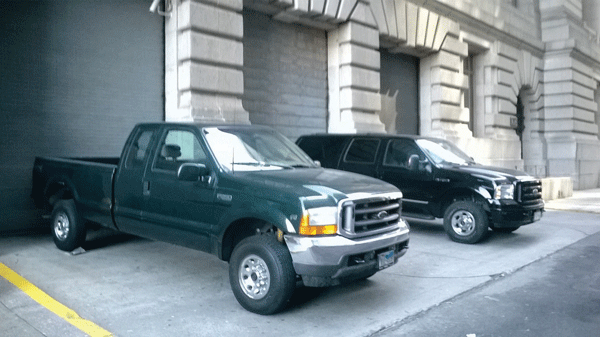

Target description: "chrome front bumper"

left=284, top=218, right=410, bottom=287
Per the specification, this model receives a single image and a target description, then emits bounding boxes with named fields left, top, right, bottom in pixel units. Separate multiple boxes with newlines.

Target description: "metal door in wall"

left=242, top=9, right=327, bottom=141
left=0, top=0, right=164, bottom=232
left=380, top=51, right=420, bottom=135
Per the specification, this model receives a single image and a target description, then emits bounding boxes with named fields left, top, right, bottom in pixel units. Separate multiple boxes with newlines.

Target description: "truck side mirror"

left=178, top=163, right=210, bottom=182
left=407, top=154, right=420, bottom=171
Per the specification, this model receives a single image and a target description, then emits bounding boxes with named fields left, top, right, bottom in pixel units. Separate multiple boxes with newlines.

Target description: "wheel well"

left=221, top=218, right=277, bottom=262
left=45, top=182, right=74, bottom=210
left=438, top=189, right=489, bottom=217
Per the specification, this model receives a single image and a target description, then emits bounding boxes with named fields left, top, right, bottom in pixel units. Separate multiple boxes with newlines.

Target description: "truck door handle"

left=143, top=181, right=150, bottom=196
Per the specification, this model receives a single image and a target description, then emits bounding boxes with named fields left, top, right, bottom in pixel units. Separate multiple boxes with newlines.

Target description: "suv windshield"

left=203, top=127, right=316, bottom=171
left=415, top=138, right=475, bottom=167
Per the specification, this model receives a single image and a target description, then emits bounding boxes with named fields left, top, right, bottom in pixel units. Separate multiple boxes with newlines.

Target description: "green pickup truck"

left=31, top=123, right=409, bottom=314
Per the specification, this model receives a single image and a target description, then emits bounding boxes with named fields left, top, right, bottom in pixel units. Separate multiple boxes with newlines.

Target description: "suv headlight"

left=494, top=183, right=515, bottom=200
left=299, top=206, right=338, bottom=235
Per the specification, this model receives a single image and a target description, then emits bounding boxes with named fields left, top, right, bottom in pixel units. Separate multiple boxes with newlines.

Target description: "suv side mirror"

left=178, top=163, right=210, bottom=182
left=407, top=154, right=420, bottom=171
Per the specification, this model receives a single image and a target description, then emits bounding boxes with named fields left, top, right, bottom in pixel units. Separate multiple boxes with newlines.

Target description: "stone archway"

left=472, top=42, right=545, bottom=171
left=516, top=87, right=547, bottom=177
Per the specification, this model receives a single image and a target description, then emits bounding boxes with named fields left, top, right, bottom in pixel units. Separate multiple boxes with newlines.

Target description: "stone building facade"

left=164, top=0, right=600, bottom=190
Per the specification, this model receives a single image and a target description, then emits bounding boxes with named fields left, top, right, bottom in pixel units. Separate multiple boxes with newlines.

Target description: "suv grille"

left=340, top=192, right=402, bottom=238
left=517, top=179, right=543, bottom=207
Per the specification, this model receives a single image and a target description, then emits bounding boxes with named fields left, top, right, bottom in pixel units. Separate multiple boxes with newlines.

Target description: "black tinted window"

left=344, top=139, right=380, bottom=163
left=297, top=137, right=347, bottom=167
left=383, top=139, right=421, bottom=168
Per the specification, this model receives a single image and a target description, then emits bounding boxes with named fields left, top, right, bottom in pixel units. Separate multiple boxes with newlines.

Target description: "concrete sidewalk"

left=544, top=188, right=600, bottom=214
left=1, top=190, right=599, bottom=337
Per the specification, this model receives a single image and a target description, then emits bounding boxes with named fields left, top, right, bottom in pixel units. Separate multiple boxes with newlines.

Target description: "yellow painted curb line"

left=0, top=263, right=113, bottom=337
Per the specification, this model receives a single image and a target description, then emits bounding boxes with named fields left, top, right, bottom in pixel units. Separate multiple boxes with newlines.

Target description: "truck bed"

left=32, top=156, right=119, bottom=229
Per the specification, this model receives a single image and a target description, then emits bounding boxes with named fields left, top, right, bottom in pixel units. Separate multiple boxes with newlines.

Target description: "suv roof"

left=298, top=133, right=428, bottom=141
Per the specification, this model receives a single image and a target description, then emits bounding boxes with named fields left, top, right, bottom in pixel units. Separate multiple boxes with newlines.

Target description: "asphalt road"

left=374, top=227, right=600, bottom=337
left=1, top=209, right=600, bottom=337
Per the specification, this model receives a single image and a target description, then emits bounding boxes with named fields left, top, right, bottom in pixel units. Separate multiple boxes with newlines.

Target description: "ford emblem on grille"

left=374, top=211, right=389, bottom=220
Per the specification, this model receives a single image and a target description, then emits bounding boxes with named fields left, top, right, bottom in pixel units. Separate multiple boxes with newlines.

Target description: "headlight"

left=494, top=184, right=515, bottom=200
left=299, top=206, right=338, bottom=235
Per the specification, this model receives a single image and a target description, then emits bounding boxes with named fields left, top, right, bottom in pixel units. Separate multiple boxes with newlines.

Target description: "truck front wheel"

left=443, top=201, right=488, bottom=244
left=229, top=235, right=296, bottom=315
left=50, top=200, right=87, bottom=251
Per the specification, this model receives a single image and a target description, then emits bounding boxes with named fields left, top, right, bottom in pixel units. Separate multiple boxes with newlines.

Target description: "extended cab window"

left=154, top=129, right=207, bottom=172
left=125, top=129, right=154, bottom=169
left=344, top=139, right=380, bottom=163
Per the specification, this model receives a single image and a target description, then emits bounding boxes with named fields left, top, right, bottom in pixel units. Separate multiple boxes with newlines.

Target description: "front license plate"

left=533, top=210, right=542, bottom=221
left=378, top=250, right=395, bottom=270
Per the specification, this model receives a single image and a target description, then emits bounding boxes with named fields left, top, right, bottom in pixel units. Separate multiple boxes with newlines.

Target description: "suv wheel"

left=229, top=235, right=296, bottom=315
left=443, top=201, right=488, bottom=244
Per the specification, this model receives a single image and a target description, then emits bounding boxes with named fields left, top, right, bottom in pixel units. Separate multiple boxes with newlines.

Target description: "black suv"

left=296, top=134, right=544, bottom=244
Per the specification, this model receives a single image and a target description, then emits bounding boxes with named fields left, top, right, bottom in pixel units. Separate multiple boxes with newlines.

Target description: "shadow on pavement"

left=82, top=228, right=143, bottom=251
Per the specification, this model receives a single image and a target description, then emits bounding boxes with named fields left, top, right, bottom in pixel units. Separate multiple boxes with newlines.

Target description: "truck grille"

left=340, top=192, right=402, bottom=238
left=517, top=179, right=543, bottom=207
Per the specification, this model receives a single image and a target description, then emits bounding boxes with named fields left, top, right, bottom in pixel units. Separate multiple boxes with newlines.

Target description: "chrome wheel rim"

left=238, top=254, right=270, bottom=300
left=53, top=212, right=69, bottom=241
left=450, top=210, right=475, bottom=236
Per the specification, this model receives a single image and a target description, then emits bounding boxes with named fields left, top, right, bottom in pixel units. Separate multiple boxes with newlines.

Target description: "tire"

left=229, top=235, right=296, bottom=315
left=50, top=200, right=87, bottom=251
left=443, top=201, right=489, bottom=244
left=491, top=225, right=520, bottom=233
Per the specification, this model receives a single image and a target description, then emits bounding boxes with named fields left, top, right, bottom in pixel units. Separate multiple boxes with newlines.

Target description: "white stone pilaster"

left=327, top=22, right=385, bottom=133
left=165, top=0, right=249, bottom=124
left=419, top=38, right=469, bottom=139
left=541, top=0, right=600, bottom=188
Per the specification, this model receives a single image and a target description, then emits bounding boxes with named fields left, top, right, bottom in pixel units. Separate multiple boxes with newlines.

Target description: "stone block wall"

left=164, top=0, right=600, bottom=189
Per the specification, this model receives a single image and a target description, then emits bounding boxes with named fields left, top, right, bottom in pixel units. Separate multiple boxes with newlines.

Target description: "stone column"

left=582, top=0, right=600, bottom=35
left=541, top=0, right=600, bottom=188
left=165, top=0, right=249, bottom=123
left=327, top=22, right=385, bottom=133
left=418, top=22, right=468, bottom=139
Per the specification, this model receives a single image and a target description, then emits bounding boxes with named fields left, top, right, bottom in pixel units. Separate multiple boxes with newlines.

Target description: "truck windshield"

left=203, top=127, right=317, bottom=171
left=415, top=139, right=475, bottom=167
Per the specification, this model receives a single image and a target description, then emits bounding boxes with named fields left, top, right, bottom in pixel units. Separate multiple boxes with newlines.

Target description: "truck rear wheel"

left=51, top=200, right=86, bottom=251
left=229, top=234, right=296, bottom=315
left=443, top=201, right=488, bottom=244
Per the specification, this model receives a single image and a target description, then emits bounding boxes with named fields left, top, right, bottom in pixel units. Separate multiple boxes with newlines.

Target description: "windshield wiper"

left=232, top=162, right=266, bottom=166
left=267, top=162, right=295, bottom=169
left=232, top=162, right=293, bottom=169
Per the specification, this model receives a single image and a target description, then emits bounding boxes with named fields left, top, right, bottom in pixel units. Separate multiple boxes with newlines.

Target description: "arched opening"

left=515, top=88, right=547, bottom=177
left=516, top=94, right=525, bottom=159
left=379, top=50, right=420, bottom=135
